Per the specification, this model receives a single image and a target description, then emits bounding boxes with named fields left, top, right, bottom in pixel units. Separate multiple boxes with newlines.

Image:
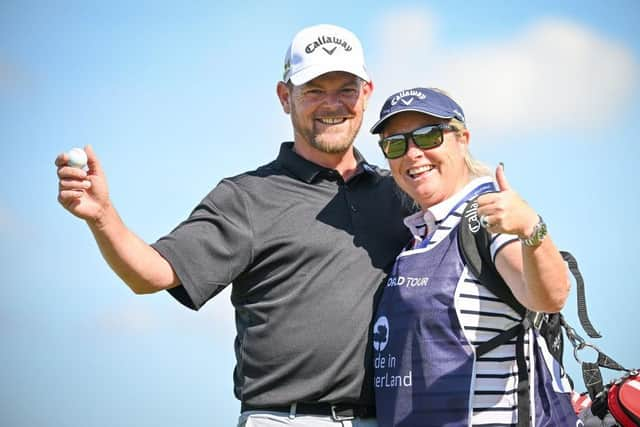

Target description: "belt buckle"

left=330, top=405, right=355, bottom=421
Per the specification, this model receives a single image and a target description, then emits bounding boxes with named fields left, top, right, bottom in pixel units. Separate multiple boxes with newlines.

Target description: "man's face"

left=279, top=71, right=372, bottom=155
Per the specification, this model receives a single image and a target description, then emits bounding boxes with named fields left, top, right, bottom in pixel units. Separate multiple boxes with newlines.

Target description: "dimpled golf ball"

left=67, top=147, right=87, bottom=168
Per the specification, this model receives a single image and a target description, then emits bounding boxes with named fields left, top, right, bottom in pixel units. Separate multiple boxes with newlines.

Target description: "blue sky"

left=2, top=1, right=639, bottom=426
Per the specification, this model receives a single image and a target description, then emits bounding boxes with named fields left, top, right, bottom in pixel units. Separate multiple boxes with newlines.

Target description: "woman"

left=370, top=87, right=578, bottom=426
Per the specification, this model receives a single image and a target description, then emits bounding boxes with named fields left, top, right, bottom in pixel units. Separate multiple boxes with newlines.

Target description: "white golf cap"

left=283, top=24, right=370, bottom=85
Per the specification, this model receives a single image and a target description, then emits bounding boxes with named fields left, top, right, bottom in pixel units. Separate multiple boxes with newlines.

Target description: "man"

left=55, top=24, right=410, bottom=426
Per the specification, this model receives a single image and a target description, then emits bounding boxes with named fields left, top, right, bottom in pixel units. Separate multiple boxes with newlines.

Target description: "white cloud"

left=368, top=8, right=438, bottom=98
left=369, top=10, right=639, bottom=136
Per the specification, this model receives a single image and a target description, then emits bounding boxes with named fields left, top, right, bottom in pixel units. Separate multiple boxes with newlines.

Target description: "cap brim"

left=289, top=63, right=370, bottom=85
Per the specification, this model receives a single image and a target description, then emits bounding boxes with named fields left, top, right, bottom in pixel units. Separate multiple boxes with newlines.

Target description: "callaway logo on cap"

left=283, top=24, right=370, bottom=85
left=370, top=87, right=466, bottom=134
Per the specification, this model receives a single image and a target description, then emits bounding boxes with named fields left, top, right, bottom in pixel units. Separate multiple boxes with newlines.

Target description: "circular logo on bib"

left=373, top=316, right=389, bottom=351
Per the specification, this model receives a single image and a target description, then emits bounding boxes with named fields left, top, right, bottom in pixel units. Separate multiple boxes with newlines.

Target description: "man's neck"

left=293, top=141, right=359, bottom=181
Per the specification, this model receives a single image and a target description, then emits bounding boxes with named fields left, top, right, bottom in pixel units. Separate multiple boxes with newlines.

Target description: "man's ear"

left=362, top=80, right=374, bottom=111
left=276, top=81, right=291, bottom=114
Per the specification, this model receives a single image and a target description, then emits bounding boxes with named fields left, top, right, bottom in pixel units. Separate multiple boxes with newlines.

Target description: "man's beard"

left=308, top=133, right=355, bottom=154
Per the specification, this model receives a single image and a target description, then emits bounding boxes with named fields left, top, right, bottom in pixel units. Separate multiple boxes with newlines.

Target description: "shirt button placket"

left=344, top=185, right=358, bottom=213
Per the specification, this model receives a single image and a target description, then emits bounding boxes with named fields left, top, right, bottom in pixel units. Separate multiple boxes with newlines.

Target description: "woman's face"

left=381, top=111, right=470, bottom=210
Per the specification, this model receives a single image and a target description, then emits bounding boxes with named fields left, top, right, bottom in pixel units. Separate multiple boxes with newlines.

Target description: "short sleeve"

left=151, top=179, right=253, bottom=310
left=490, top=232, right=519, bottom=262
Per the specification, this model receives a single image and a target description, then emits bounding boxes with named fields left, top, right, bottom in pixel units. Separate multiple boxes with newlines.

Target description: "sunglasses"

left=378, top=124, right=456, bottom=159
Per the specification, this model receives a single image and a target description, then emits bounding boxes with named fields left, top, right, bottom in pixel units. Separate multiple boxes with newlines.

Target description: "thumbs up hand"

left=476, top=164, right=540, bottom=239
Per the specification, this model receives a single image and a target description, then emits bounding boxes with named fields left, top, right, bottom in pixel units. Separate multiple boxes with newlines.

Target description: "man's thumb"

left=84, top=145, right=103, bottom=175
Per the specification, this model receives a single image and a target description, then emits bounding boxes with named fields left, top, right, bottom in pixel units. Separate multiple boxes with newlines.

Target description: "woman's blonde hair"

left=425, top=88, right=492, bottom=179
left=449, top=118, right=492, bottom=179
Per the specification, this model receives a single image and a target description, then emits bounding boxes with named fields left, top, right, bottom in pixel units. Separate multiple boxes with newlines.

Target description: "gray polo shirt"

left=152, top=142, right=411, bottom=408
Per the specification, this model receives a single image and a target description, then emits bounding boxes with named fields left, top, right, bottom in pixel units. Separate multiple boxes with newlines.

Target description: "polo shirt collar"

left=404, top=176, right=495, bottom=241
left=277, top=141, right=373, bottom=183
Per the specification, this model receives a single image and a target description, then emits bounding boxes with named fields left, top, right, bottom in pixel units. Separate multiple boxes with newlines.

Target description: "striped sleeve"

left=489, top=232, right=519, bottom=262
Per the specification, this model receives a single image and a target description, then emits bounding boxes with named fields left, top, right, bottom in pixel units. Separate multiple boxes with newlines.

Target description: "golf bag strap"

left=597, top=349, right=628, bottom=372
left=560, top=251, right=601, bottom=338
left=475, top=323, right=530, bottom=426
left=515, top=327, right=530, bottom=427
left=476, top=324, right=523, bottom=358
left=582, top=361, right=605, bottom=401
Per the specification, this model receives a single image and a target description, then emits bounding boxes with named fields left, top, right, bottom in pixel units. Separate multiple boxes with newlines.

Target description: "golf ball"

left=67, top=147, right=88, bottom=168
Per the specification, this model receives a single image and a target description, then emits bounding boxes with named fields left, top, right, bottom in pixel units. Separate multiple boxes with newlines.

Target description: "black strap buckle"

left=330, top=405, right=356, bottom=421
left=531, top=311, right=546, bottom=330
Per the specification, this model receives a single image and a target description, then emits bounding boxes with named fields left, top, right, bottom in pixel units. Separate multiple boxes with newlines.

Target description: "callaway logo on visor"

left=390, top=90, right=427, bottom=106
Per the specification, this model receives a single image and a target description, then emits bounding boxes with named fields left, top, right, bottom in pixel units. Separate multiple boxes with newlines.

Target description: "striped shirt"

left=403, top=176, right=523, bottom=425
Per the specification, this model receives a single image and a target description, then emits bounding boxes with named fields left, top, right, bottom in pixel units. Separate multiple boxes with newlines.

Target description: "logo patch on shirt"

left=373, top=316, right=389, bottom=351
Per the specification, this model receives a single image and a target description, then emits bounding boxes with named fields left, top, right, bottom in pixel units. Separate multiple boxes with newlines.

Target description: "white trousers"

left=237, top=411, right=378, bottom=427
